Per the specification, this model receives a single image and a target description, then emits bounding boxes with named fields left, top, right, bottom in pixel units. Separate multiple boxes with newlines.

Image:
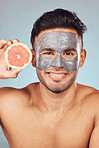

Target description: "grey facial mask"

left=36, top=30, right=81, bottom=72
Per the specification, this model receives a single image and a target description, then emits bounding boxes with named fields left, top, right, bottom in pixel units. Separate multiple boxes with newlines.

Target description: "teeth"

left=50, top=73, right=64, bottom=76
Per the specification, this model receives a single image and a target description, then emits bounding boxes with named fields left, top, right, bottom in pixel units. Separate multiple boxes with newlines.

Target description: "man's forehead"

left=35, top=29, right=79, bottom=50
left=36, top=28, right=79, bottom=40
left=38, top=31, right=77, bottom=43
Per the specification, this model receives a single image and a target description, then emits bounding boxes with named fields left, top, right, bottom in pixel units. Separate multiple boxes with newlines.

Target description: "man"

left=0, top=8, right=99, bottom=148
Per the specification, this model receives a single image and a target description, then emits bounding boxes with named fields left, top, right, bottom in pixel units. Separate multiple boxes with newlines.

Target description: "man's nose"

left=51, top=53, right=64, bottom=68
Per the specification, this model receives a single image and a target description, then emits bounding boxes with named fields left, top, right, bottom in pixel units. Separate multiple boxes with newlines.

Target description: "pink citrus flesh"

left=5, top=43, right=32, bottom=69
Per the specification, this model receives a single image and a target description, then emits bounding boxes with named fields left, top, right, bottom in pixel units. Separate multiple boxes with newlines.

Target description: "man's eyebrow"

left=40, top=48, right=55, bottom=52
left=63, top=48, right=77, bottom=52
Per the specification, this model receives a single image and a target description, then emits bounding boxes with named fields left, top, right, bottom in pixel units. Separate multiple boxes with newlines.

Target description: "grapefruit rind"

left=5, top=43, right=32, bottom=69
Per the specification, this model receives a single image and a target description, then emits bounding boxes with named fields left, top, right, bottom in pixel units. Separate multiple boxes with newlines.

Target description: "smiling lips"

left=46, top=72, right=68, bottom=81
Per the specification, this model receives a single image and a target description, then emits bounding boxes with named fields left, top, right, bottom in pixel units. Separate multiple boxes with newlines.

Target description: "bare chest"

left=1, top=108, right=94, bottom=148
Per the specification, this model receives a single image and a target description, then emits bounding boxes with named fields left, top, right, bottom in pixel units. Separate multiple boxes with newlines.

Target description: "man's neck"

left=36, top=82, right=78, bottom=114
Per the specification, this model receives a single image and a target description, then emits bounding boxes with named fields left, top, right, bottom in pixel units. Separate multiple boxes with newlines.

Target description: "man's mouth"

left=46, top=72, right=68, bottom=80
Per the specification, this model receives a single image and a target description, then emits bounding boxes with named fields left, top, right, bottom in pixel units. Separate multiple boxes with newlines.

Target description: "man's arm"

left=89, top=94, right=99, bottom=148
left=89, top=122, right=99, bottom=147
left=0, top=39, right=22, bottom=125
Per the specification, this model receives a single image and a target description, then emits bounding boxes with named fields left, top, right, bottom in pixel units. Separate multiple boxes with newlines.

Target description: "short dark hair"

left=31, top=8, right=87, bottom=49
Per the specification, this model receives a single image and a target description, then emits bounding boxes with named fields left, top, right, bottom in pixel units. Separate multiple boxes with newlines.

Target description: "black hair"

left=31, top=8, right=87, bottom=49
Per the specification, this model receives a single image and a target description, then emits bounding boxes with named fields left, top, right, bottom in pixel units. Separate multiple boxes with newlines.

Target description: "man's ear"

left=31, top=49, right=36, bottom=67
left=79, top=49, right=87, bottom=68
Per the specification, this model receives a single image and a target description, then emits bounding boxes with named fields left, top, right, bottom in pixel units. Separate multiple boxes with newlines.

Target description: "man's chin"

left=51, top=90, right=65, bottom=94
left=46, top=85, right=69, bottom=94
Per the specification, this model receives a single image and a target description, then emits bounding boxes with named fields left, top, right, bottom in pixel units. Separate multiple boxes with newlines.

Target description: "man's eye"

left=65, top=52, right=73, bottom=55
left=64, top=52, right=74, bottom=56
left=40, top=51, right=56, bottom=58
left=62, top=51, right=76, bottom=58
left=43, top=52, right=53, bottom=55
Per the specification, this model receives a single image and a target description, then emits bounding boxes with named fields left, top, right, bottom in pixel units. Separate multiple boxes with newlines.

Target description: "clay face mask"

left=36, top=30, right=81, bottom=72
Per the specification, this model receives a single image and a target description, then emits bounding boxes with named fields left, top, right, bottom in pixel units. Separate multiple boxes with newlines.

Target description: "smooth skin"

left=0, top=28, right=99, bottom=148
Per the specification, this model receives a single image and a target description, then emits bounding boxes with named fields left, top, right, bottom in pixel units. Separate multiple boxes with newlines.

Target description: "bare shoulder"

left=0, top=86, right=29, bottom=103
left=0, top=83, right=39, bottom=118
left=78, top=83, right=99, bottom=98
left=77, top=83, right=99, bottom=110
left=0, top=82, right=39, bottom=102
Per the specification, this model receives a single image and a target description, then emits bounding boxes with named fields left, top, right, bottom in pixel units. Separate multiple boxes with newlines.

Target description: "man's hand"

left=0, top=39, right=22, bottom=79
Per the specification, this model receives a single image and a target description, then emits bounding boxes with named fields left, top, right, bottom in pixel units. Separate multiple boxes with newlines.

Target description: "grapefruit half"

left=5, top=43, right=32, bottom=69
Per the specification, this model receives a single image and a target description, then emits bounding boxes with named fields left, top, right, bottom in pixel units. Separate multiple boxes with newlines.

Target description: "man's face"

left=34, top=28, right=82, bottom=93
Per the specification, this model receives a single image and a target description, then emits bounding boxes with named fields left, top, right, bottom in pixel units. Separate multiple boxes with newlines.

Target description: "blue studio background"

left=0, top=0, right=99, bottom=147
